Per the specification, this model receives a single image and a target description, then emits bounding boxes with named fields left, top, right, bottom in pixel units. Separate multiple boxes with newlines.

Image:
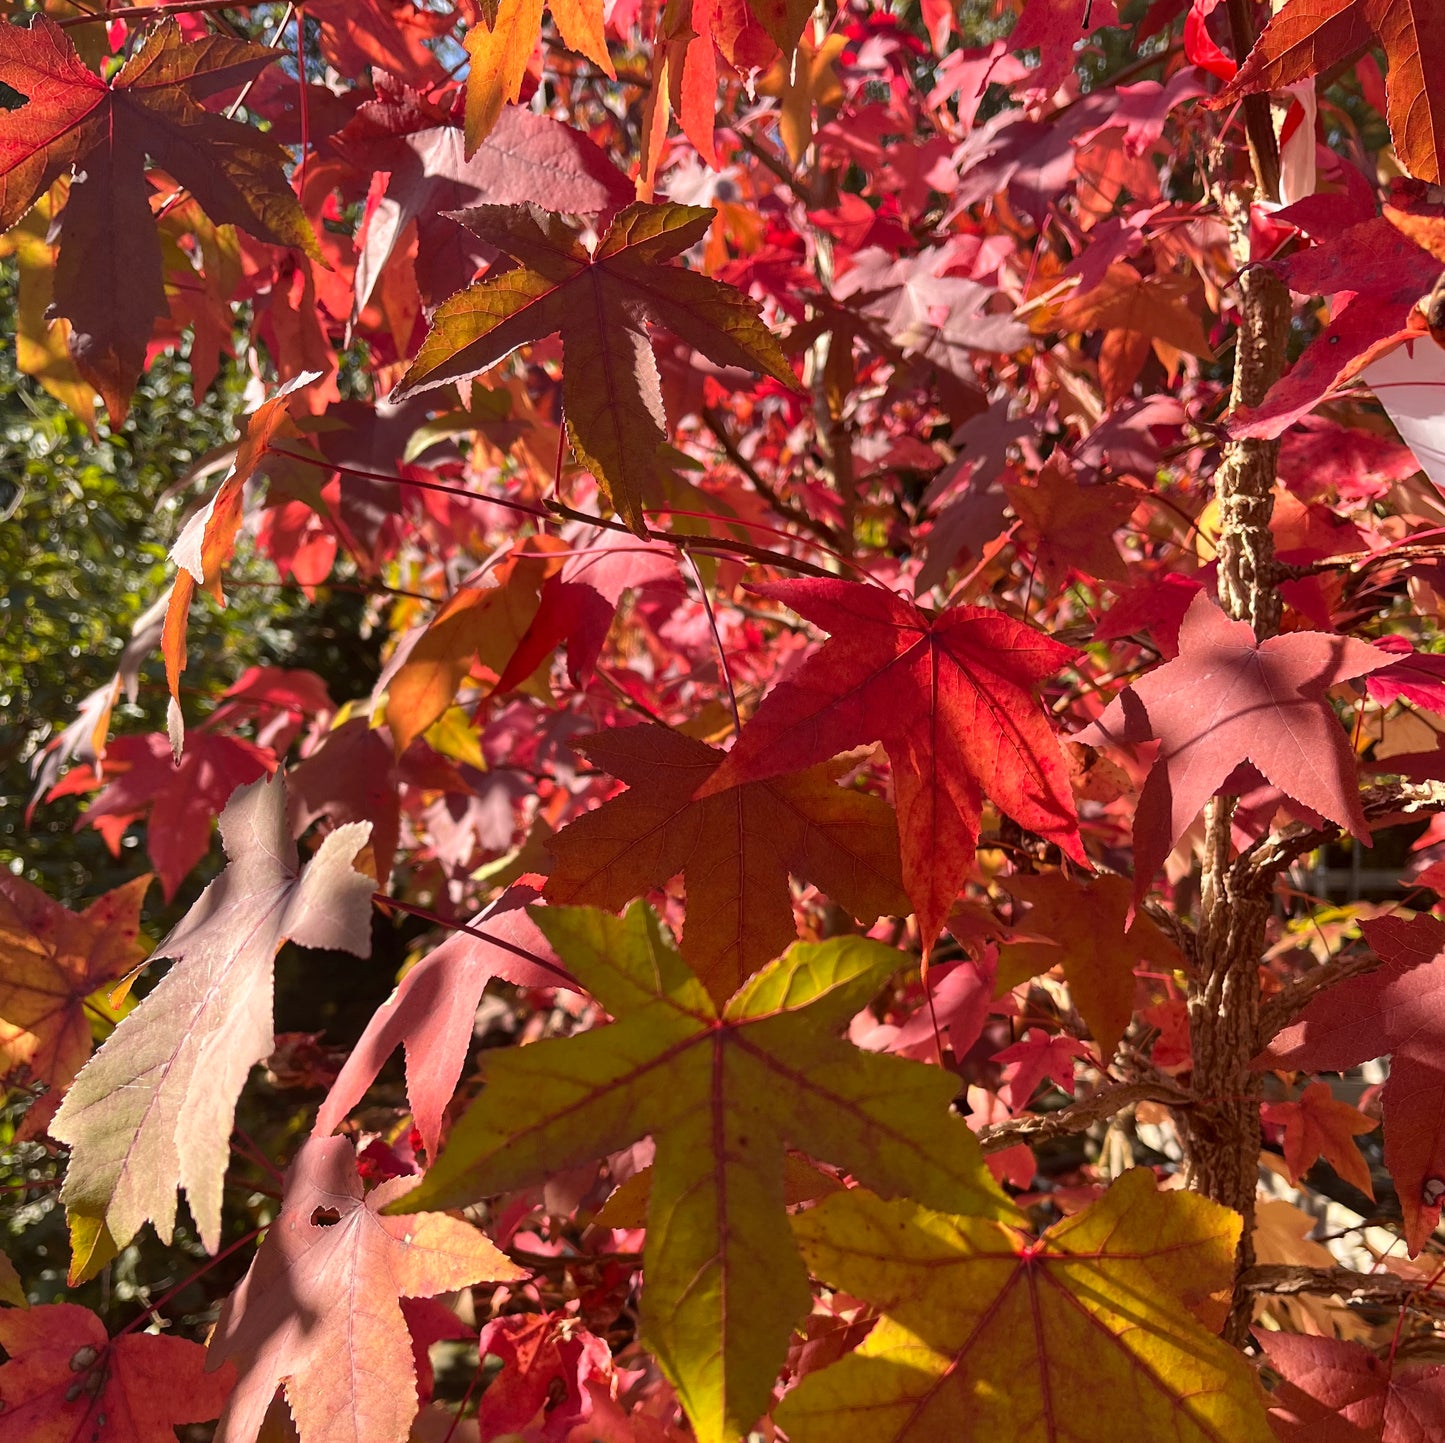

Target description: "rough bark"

left=1187, top=22, right=1292, bottom=1340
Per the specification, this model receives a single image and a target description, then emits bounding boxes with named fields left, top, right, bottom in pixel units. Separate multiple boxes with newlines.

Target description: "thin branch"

left=545, top=497, right=841, bottom=579
left=682, top=550, right=741, bottom=733
left=1223, top=0, right=1282, bottom=202
left=976, top=1082, right=1192, bottom=1154
left=58, top=0, right=268, bottom=24
left=1240, top=1264, right=1445, bottom=1319
left=371, top=893, right=576, bottom=987
left=1239, top=780, right=1445, bottom=890
left=700, top=404, right=841, bottom=547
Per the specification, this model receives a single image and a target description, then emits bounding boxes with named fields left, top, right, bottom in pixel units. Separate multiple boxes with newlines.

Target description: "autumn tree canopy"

left=7, top=1, right=1445, bottom=1440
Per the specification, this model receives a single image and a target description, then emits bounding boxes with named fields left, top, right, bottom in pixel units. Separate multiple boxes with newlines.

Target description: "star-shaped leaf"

left=0, top=17, right=316, bottom=421
left=389, top=201, right=801, bottom=535
left=1259, top=1330, right=1445, bottom=1443
left=1002, top=453, right=1139, bottom=591
left=1221, top=0, right=1445, bottom=185
left=1262, top=1081, right=1378, bottom=1198
left=1264, top=912, right=1445, bottom=1254
left=0, top=872, right=150, bottom=1137
left=1075, top=591, right=1391, bottom=899
left=998, top=871, right=1184, bottom=1060
left=776, top=1170, right=1275, bottom=1443
left=52, top=775, right=374, bottom=1259
left=0, top=1302, right=234, bottom=1443
left=313, top=882, right=569, bottom=1158
left=208, top=1136, right=523, bottom=1443
left=394, top=902, right=1013, bottom=1443
left=699, top=578, right=1088, bottom=948
left=545, top=724, right=908, bottom=1003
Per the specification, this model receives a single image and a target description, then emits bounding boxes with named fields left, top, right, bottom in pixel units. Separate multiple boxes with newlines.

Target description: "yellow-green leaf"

left=392, top=902, right=1013, bottom=1443
left=778, top=1170, right=1275, bottom=1443
left=0, top=1249, right=25, bottom=1307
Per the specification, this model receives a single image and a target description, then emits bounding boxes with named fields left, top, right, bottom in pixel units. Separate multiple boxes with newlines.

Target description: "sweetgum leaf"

left=52, top=775, right=374, bottom=1256
left=0, top=1301, right=234, bottom=1443
left=463, top=0, right=613, bottom=152
left=392, top=902, right=1013, bottom=1443
left=699, top=578, right=1087, bottom=947
left=1261, top=1081, right=1377, bottom=1198
left=312, top=882, right=569, bottom=1158
left=45, top=731, right=274, bottom=901
left=163, top=372, right=321, bottom=718
left=777, top=1170, right=1275, bottom=1443
left=0, top=17, right=315, bottom=421
left=1075, top=591, right=1391, bottom=901
left=1260, top=1331, right=1445, bottom=1443
left=998, top=871, right=1184, bottom=1060
left=0, top=872, right=150, bottom=1138
left=1221, top=0, right=1445, bottom=185
left=545, top=724, right=908, bottom=1002
left=389, top=201, right=800, bottom=535
left=1233, top=204, right=1442, bottom=440
left=383, top=542, right=559, bottom=754
left=209, top=1136, right=523, bottom=1443
left=340, top=102, right=631, bottom=315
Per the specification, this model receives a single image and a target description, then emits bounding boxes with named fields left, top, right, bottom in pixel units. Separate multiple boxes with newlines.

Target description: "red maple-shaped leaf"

left=0, top=872, right=150, bottom=1138
left=390, top=201, right=801, bottom=534
left=1264, top=913, right=1445, bottom=1254
left=1002, top=453, right=1139, bottom=590
left=1232, top=196, right=1443, bottom=440
left=495, top=524, right=681, bottom=693
left=545, top=724, right=909, bottom=1002
left=474, top=1311, right=619, bottom=1440
left=1259, top=1330, right=1445, bottom=1443
left=1075, top=592, right=1390, bottom=898
left=0, top=17, right=315, bottom=420
left=208, top=1135, right=523, bottom=1443
left=992, top=1030, right=1088, bottom=1110
left=1262, top=1080, right=1378, bottom=1198
left=1221, top=0, right=1445, bottom=185
left=46, top=732, right=275, bottom=900
left=52, top=775, right=375, bottom=1256
left=0, top=1301, right=234, bottom=1443
left=338, top=92, right=632, bottom=314
left=313, top=882, right=569, bottom=1157
left=700, top=579, right=1087, bottom=947
left=997, top=870, right=1183, bottom=1060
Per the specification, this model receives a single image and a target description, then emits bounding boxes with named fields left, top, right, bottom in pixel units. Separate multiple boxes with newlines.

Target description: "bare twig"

left=1240, top=780, right=1445, bottom=889
left=977, top=1082, right=1192, bottom=1154
left=700, top=405, right=840, bottom=547
left=1240, top=1264, right=1445, bottom=1319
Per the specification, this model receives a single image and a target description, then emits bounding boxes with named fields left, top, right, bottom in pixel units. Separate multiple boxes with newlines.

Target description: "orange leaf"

left=0, top=1302, right=233, bottom=1442
left=0, top=873, right=150, bottom=1139
left=383, top=542, right=561, bottom=754
left=997, top=871, right=1184, bottom=1061
left=1262, top=1081, right=1378, bottom=1198
left=546, top=724, right=909, bottom=1001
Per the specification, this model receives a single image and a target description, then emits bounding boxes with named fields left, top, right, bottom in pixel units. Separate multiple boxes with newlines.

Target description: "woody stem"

left=1188, top=0, right=1291, bottom=1349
